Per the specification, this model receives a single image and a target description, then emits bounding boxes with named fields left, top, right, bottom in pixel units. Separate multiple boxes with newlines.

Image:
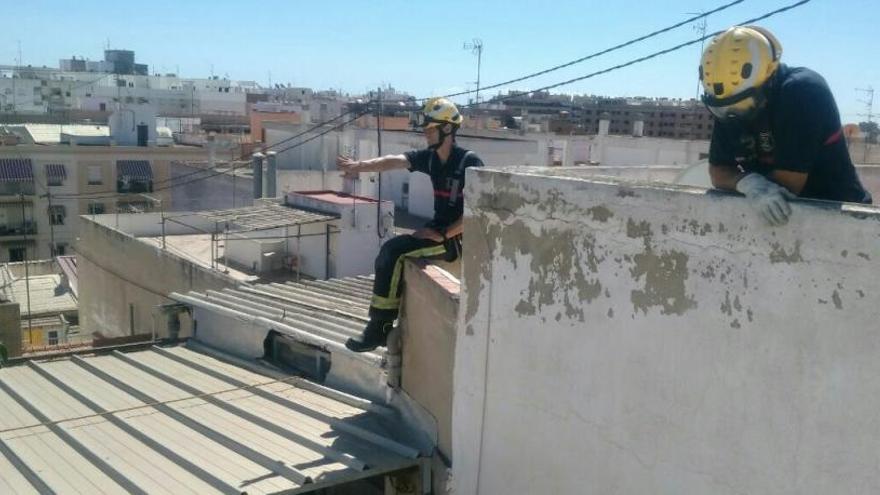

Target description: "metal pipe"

left=265, top=151, right=277, bottom=198
left=251, top=152, right=264, bottom=199
left=19, top=193, right=32, bottom=344
left=223, top=222, right=229, bottom=274
left=325, top=223, right=330, bottom=279
left=376, top=87, right=385, bottom=238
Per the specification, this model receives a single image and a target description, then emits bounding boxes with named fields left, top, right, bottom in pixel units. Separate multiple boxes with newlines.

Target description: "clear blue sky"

left=3, top=0, right=877, bottom=121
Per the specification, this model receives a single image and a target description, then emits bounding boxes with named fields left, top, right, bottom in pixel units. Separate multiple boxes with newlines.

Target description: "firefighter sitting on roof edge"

left=337, top=97, right=484, bottom=352
left=702, top=25, right=872, bottom=226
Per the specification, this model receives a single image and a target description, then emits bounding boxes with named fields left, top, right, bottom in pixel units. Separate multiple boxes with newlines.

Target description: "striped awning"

left=45, top=163, right=67, bottom=181
left=116, top=160, right=153, bottom=181
left=0, top=159, right=34, bottom=183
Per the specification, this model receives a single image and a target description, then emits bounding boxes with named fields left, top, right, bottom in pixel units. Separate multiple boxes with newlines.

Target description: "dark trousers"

left=369, top=234, right=450, bottom=321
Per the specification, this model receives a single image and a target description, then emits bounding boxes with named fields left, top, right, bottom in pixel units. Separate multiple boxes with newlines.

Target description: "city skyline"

left=2, top=0, right=876, bottom=123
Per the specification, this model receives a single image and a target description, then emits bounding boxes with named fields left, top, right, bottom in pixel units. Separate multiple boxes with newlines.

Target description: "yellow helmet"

left=415, top=97, right=464, bottom=129
left=699, top=25, right=782, bottom=121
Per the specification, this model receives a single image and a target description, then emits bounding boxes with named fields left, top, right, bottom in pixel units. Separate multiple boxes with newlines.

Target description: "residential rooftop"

left=0, top=344, right=420, bottom=494
left=3, top=274, right=76, bottom=318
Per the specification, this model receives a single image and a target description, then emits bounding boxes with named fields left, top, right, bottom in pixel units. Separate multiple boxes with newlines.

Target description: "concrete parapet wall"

left=76, top=218, right=236, bottom=338
left=400, top=260, right=460, bottom=458
left=453, top=167, right=880, bottom=494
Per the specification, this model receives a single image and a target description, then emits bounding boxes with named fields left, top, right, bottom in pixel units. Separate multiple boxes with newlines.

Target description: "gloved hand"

left=735, top=173, right=797, bottom=226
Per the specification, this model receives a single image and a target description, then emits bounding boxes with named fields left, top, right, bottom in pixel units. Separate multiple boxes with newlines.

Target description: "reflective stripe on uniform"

left=371, top=244, right=448, bottom=311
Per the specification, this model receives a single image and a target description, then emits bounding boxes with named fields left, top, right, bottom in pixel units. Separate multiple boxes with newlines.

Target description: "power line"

left=152, top=106, right=368, bottom=186
left=466, top=0, right=813, bottom=110
left=439, top=0, right=746, bottom=101
left=50, top=0, right=814, bottom=201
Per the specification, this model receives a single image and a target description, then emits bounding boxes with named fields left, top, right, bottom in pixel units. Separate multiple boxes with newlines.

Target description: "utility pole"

left=463, top=39, right=483, bottom=105
left=46, top=189, right=55, bottom=257
left=376, top=87, right=385, bottom=237
left=857, top=87, right=875, bottom=164
left=19, top=192, right=32, bottom=345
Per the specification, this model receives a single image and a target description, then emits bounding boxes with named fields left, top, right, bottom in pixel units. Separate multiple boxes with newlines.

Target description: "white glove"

left=735, top=173, right=797, bottom=226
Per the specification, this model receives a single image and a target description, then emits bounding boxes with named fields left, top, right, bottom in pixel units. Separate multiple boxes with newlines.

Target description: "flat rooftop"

left=0, top=344, right=419, bottom=494
left=139, top=234, right=258, bottom=283
left=5, top=274, right=77, bottom=317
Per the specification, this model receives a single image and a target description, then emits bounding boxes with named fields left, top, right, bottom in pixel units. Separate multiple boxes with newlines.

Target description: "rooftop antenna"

left=856, top=86, right=875, bottom=164
left=463, top=38, right=483, bottom=105
left=687, top=12, right=709, bottom=140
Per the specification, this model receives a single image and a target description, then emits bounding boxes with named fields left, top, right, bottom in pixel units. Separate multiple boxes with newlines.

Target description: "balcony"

left=117, top=179, right=153, bottom=194
left=0, top=220, right=37, bottom=238
left=0, top=182, right=35, bottom=197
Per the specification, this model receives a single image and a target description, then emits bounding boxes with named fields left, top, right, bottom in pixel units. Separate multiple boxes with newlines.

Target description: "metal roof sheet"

left=177, top=275, right=375, bottom=347
left=0, top=344, right=418, bottom=494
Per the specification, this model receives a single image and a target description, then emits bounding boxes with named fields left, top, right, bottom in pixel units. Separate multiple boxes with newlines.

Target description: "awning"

left=45, top=163, right=67, bottom=181
left=116, top=160, right=153, bottom=181
left=0, top=159, right=34, bottom=183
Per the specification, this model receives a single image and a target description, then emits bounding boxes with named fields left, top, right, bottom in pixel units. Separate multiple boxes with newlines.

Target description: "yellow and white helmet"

left=414, top=97, right=464, bottom=129
left=699, top=25, right=783, bottom=121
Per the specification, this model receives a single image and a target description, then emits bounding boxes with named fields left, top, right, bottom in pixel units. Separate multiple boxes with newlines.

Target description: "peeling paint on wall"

left=629, top=248, right=696, bottom=316
left=769, top=241, right=804, bottom=264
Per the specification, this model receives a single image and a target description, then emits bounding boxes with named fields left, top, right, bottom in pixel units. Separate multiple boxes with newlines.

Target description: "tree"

left=859, top=121, right=879, bottom=144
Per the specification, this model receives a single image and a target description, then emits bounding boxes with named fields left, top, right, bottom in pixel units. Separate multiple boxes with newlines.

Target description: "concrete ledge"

left=400, top=259, right=460, bottom=493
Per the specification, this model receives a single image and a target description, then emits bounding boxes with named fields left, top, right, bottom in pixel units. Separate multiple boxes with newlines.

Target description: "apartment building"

left=0, top=126, right=205, bottom=261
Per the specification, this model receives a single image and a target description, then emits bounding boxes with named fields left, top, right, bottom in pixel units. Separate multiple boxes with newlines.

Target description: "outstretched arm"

left=337, top=154, right=410, bottom=174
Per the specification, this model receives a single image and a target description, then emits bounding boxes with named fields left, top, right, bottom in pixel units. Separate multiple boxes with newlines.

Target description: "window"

left=49, top=205, right=66, bottom=226
left=8, top=247, right=24, bottom=262
left=88, top=165, right=102, bottom=185
left=88, top=202, right=106, bottom=215
left=48, top=331, right=58, bottom=346
left=54, top=243, right=67, bottom=256
left=99, top=102, right=106, bottom=111
left=45, top=164, right=66, bottom=186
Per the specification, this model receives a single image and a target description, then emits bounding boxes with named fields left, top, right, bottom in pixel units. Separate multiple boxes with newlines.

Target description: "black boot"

left=345, top=320, right=393, bottom=353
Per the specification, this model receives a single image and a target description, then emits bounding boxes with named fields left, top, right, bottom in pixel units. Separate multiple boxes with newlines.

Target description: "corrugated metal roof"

left=0, top=344, right=419, bottom=494
left=174, top=276, right=378, bottom=356
left=191, top=203, right=338, bottom=232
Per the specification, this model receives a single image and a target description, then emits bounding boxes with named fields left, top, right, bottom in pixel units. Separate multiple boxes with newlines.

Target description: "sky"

left=2, top=0, right=878, bottom=122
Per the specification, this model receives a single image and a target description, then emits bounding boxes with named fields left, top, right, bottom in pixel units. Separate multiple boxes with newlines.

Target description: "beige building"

left=0, top=136, right=205, bottom=262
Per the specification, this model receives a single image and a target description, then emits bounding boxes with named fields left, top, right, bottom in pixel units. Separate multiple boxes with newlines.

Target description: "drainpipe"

left=252, top=152, right=264, bottom=199
left=266, top=151, right=277, bottom=198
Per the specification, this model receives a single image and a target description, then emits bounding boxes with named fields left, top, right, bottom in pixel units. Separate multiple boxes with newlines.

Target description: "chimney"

left=598, top=112, right=611, bottom=136
left=632, top=112, right=645, bottom=137
left=252, top=152, right=264, bottom=199
left=266, top=151, right=277, bottom=198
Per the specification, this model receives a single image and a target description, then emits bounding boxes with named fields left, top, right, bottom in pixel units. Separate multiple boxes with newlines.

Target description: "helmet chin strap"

left=428, top=123, right=456, bottom=150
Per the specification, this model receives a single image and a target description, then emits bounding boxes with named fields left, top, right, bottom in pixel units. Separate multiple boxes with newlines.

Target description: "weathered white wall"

left=276, top=169, right=345, bottom=194
left=454, top=167, right=880, bottom=494
left=76, top=218, right=238, bottom=338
